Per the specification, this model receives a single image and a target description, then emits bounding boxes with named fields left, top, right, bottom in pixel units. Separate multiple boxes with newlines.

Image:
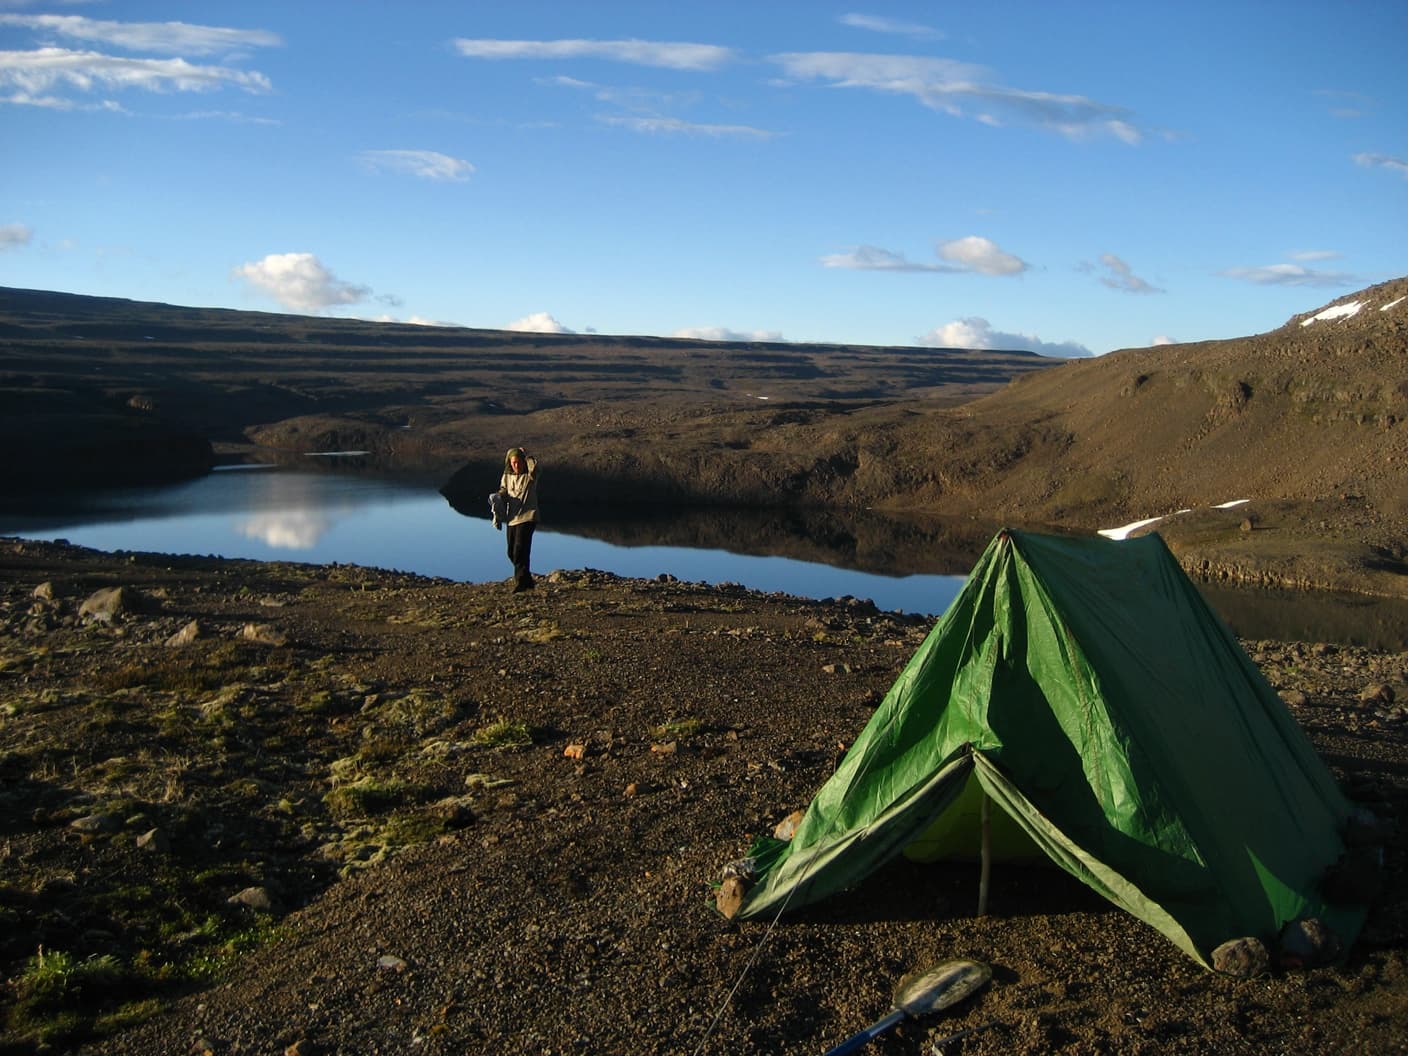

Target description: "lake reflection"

left=0, top=467, right=971, bottom=616
left=2, top=467, right=1405, bottom=647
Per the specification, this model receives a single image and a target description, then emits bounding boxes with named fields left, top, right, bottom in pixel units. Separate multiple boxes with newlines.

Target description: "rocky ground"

left=0, top=538, right=1405, bottom=1055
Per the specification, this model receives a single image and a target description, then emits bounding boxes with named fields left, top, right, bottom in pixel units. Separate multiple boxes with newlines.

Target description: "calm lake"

left=3, top=465, right=1404, bottom=648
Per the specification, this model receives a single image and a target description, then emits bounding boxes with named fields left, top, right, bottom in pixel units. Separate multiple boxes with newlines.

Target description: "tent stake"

left=977, top=790, right=991, bottom=916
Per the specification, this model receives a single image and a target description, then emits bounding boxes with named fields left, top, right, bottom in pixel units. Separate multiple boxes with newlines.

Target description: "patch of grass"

left=651, top=716, right=705, bottom=741
left=7, top=948, right=131, bottom=1046
left=324, top=776, right=425, bottom=819
left=472, top=718, right=535, bottom=750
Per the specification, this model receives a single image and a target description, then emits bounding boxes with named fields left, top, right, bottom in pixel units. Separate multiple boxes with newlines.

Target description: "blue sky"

left=1, top=2, right=1404, bottom=356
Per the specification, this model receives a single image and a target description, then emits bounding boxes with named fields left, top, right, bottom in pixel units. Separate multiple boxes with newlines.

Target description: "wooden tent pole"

left=978, top=790, right=991, bottom=917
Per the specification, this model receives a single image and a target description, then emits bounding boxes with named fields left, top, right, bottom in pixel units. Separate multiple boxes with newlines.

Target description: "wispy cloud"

left=822, top=236, right=1028, bottom=276
left=0, top=47, right=272, bottom=96
left=1089, top=254, right=1163, bottom=294
left=673, top=325, right=785, bottom=342
left=838, top=13, right=943, bottom=39
left=0, top=14, right=282, bottom=55
left=0, top=222, right=33, bottom=250
left=917, top=317, right=1092, bottom=358
left=598, top=114, right=776, bottom=139
left=1354, top=152, right=1408, bottom=179
left=1222, top=262, right=1356, bottom=287
left=360, top=149, right=476, bottom=181
left=1289, top=249, right=1342, bottom=262
left=231, top=252, right=372, bottom=312
left=453, top=38, right=736, bottom=72
left=770, top=51, right=1142, bottom=143
left=505, top=311, right=574, bottom=334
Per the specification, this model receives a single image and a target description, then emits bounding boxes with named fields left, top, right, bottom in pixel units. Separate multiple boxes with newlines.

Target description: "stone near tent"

left=1359, top=683, right=1395, bottom=705
left=136, top=827, right=170, bottom=854
left=1210, top=936, right=1269, bottom=978
left=1277, top=917, right=1342, bottom=969
left=1278, top=689, right=1309, bottom=708
left=79, top=586, right=146, bottom=623
left=241, top=622, right=288, bottom=646
left=166, top=619, right=202, bottom=647
left=716, top=876, right=749, bottom=919
left=69, top=812, right=120, bottom=834
left=32, top=581, right=55, bottom=602
left=228, top=886, right=276, bottom=912
left=773, top=810, right=805, bottom=841
left=563, top=743, right=587, bottom=760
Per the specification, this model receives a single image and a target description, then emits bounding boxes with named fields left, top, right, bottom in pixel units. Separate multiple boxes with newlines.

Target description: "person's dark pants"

left=506, top=521, right=535, bottom=591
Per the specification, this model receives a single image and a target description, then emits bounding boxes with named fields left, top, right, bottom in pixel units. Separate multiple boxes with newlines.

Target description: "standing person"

left=498, top=447, right=539, bottom=592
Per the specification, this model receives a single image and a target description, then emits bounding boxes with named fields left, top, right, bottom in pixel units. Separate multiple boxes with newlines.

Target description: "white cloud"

left=0, top=222, right=32, bottom=249
left=938, top=236, right=1028, bottom=276
left=917, top=317, right=1092, bottom=358
left=505, top=311, right=574, bottom=334
left=360, top=149, right=475, bottom=181
left=673, top=326, right=785, bottom=342
left=1093, top=253, right=1162, bottom=294
left=821, top=245, right=952, bottom=272
left=0, top=14, right=282, bottom=55
left=597, top=114, right=776, bottom=139
left=1222, top=263, right=1355, bottom=288
left=770, top=51, right=1142, bottom=143
left=0, top=47, right=272, bottom=96
left=1353, top=152, right=1408, bottom=179
left=231, top=253, right=372, bottom=312
left=453, top=38, right=735, bottom=71
left=591, top=114, right=777, bottom=139
left=1289, top=249, right=1342, bottom=262
left=838, top=14, right=943, bottom=39
left=1151, top=335, right=1176, bottom=346
left=821, top=236, right=1028, bottom=276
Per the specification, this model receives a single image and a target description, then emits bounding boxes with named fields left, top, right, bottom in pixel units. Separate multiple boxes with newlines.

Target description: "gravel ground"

left=0, top=538, right=1403, bottom=1055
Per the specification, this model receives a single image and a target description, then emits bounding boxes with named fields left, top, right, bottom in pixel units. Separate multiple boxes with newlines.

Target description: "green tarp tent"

left=736, top=530, right=1364, bottom=968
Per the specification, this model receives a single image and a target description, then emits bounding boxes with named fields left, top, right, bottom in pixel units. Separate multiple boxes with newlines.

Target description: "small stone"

left=773, top=810, right=806, bottom=841
left=32, top=581, right=55, bottom=602
left=284, top=1041, right=320, bottom=1056
left=79, top=586, right=144, bottom=623
left=624, top=783, right=638, bottom=798
left=377, top=954, right=408, bottom=972
left=1359, top=683, right=1394, bottom=705
left=166, top=619, right=202, bottom=647
left=715, top=876, right=749, bottom=919
left=241, top=623, right=288, bottom=646
left=436, top=797, right=476, bottom=829
left=190, top=1039, right=216, bottom=1055
left=228, top=886, right=275, bottom=912
left=69, top=813, right=120, bottom=834
left=1211, top=936, right=1269, bottom=977
left=650, top=741, right=677, bottom=756
left=136, top=827, right=170, bottom=853
left=822, top=663, right=853, bottom=675
left=1278, top=689, right=1309, bottom=707
left=563, top=743, right=587, bottom=760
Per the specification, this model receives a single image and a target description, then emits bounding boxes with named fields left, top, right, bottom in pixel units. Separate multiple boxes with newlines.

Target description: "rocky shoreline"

left=0, top=537, right=1404, bottom=1055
